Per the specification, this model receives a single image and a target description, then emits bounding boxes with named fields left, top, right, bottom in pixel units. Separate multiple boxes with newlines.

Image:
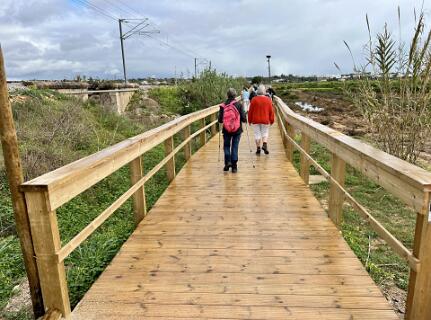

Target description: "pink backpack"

left=221, top=101, right=240, bottom=133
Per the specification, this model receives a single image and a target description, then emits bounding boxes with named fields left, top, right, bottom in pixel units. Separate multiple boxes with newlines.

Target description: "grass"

left=291, top=141, right=415, bottom=292
left=0, top=88, right=214, bottom=319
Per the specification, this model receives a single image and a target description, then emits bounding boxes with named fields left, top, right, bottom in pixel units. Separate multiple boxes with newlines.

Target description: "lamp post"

left=266, top=55, right=271, bottom=83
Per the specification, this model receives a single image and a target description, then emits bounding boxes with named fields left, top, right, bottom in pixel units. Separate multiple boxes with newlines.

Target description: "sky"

left=0, top=0, right=430, bottom=80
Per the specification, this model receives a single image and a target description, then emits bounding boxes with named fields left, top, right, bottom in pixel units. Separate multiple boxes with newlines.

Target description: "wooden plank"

left=129, top=156, right=146, bottom=224
left=210, top=113, right=217, bottom=136
left=164, top=136, right=175, bottom=182
left=21, top=107, right=219, bottom=210
left=73, top=304, right=398, bottom=319
left=275, top=97, right=431, bottom=212
left=183, top=125, right=191, bottom=161
left=200, top=118, right=206, bottom=146
left=41, top=309, right=62, bottom=320
left=286, top=122, right=295, bottom=162
left=407, top=192, right=431, bottom=319
left=300, top=133, right=311, bottom=184
left=0, top=47, right=44, bottom=317
left=25, top=190, right=70, bottom=318
left=328, top=153, right=346, bottom=227
left=71, top=123, right=396, bottom=320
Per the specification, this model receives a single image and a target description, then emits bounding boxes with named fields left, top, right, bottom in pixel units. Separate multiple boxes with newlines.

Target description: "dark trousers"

left=224, top=133, right=241, bottom=166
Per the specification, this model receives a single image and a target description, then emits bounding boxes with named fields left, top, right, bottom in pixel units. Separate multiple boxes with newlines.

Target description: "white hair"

left=256, top=84, right=266, bottom=95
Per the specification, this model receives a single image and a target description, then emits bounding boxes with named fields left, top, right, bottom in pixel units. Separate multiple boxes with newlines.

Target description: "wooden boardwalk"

left=72, top=123, right=398, bottom=319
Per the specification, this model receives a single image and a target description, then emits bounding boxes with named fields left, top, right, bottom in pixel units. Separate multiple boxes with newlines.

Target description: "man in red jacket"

left=248, top=84, right=275, bottom=155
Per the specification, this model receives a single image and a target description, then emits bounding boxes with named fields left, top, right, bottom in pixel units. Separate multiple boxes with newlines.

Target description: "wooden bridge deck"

left=72, top=123, right=398, bottom=319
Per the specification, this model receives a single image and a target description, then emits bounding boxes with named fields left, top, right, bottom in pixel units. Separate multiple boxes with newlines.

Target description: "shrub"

left=178, top=69, right=246, bottom=114
left=341, top=10, right=431, bottom=163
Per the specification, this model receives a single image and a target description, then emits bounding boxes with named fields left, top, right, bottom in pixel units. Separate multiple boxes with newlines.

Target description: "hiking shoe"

left=256, top=147, right=261, bottom=155
left=262, top=143, right=269, bottom=155
left=223, top=162, right=232, bottom=171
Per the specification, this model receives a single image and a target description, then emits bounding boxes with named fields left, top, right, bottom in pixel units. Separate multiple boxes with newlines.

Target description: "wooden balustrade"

left=274, top=96, right=431, bottom=320
left=20, top=104, right=221, bottom=319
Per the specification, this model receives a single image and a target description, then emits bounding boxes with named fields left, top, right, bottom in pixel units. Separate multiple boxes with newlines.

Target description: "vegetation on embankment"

left=0, top=89, right=157, bottom=319
left=0, top=70, right=246, bottom=319
left=149, top=69, right=246, bottom=115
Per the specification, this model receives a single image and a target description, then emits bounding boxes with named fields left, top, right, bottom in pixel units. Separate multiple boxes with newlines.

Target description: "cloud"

left=0, top=0, right=429, bottom=79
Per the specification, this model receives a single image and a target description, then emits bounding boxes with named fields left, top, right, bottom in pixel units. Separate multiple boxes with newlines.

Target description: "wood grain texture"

left=328, top=153, right=346, bottom=227
left=275, top=97, right=431, bottom=212
left=129, top=156, right=146, bottom=224
left=72, top=124, right=397, bottom=320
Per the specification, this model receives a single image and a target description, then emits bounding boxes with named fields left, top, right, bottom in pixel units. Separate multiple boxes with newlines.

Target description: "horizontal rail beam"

left=275, top=97, right=431, bottom=213
left=56, top=120, right=218, bottom=262
left=276, top=111, right=420, bottom=272
left=21, top=105, right=220, bottom=210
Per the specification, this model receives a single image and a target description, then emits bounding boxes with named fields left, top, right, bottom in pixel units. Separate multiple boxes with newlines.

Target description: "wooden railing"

left=20, top=104, right=220, bottom=318
left=274, top=96, right=431, bottom=320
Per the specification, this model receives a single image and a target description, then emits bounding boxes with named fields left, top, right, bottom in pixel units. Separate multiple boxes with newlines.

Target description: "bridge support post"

left=406, top=192, right=431, bottom=319
left=210, top=113, right=217, bottom=137
left=300, top=133, right=310, bottom=185
left=328, top=154, right=346, bottom=227
left=183, top=126, right=192, bottom=161
left=24, top=189, right=71, bottom=318
left=164, top=136, right=176, bottom=182
left=129, top=156, right=146, bottom=224
left=200, top=118, right=207, bottom=146
left=286, top=123, right=295, bottom=162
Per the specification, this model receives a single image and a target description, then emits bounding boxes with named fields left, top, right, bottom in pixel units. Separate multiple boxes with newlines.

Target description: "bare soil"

left=284, top=90, right=368, bottom=136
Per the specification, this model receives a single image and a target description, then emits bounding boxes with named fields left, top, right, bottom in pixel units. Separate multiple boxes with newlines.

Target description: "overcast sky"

left=0, top=0, right=430, bottom=80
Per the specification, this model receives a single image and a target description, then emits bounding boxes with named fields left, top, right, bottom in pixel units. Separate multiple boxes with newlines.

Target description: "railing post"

left=406, top=192, right=431, bottom=319
left=210, top=113, right=217, bottom=137
left=328, top=153, right=346, bottom=227
left=183, top=125, right=192, bottom=161
left=300, top=133, right=310, bottom=185
left=25, top=189, right=71, bottom=318
left=164, top=136, right=176, bottom=181
left=286, top=122, right=295, bottom=162
left=200, top=118, right=206, bottom=146
left=129, top=156, right=146, bottom=224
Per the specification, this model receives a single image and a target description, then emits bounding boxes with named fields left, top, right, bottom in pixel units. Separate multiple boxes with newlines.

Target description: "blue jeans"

left=224, top=133, right=241, bottom=166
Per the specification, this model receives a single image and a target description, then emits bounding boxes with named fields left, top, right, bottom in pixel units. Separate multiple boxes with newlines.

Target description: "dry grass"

left=340, top=9, right=431, bottom=163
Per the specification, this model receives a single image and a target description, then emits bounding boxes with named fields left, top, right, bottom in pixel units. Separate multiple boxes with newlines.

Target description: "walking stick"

left=244, top=121, right=256, bottom=168
left=218, top=123, right=221, bottom=163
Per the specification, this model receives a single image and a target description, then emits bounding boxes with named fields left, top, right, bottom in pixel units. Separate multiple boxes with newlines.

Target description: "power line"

left=99, top=0, right=140, bottom=18
left=70, top=0, right=118, bottom=21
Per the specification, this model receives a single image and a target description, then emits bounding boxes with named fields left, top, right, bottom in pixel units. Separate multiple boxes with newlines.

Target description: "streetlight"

left=266, top=55, right=271, bottom=83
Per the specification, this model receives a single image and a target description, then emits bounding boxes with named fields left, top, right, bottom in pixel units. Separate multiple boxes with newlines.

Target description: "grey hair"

left=227, top=88, right=237, bottom=99
left=256, top=84, right=266, bottom=95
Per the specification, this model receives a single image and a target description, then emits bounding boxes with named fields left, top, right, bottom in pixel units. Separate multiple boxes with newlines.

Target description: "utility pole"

left=209, top=60, right=212, bottom=70
left=0, top=47, right=44, bottom=318
left=118, top=18, right=159, bottom=85
left=266, top=55, right=272, bottom=83
left=194, top=58, right=197, bottom=78
left=119, top=19, right=127, bottom=85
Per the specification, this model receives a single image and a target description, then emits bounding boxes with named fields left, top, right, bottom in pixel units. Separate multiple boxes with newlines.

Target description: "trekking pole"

left=244, top=121, right=256, bottom=168
left=218, top=123, right=221, bottom=163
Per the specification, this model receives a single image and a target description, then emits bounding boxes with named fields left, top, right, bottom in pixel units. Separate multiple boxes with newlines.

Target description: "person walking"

left=249, top=84, right=258, bottom=101
left=242, top=86, right=250, bottom=113
left=248, top=84, right=275, bottom=155
left=218, top=88, right=247, bottom=173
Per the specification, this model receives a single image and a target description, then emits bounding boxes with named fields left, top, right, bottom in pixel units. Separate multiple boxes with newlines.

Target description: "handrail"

left=21, top=104, right=219, bottom=210
left=276, top=109, right=420, bottom=272
left=274, top=96, right=431, bottom=320
left=275, top=97, right=431, bottom=212
left=55, top=119, right=217, bottom=263
left=21, top=103, right=221, bottom=318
